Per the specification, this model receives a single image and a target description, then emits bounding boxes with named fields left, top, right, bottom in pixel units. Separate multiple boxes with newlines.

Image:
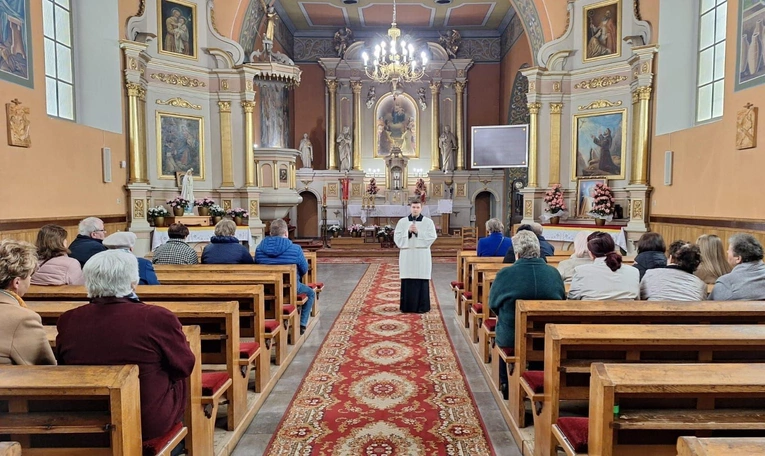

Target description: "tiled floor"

left=231, top=262, right=521, bottom=455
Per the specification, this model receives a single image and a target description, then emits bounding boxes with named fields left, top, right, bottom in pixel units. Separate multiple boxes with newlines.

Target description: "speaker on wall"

left=663, top=150, right=673, bottom=186
left=102, top=147, right=112, bottom=183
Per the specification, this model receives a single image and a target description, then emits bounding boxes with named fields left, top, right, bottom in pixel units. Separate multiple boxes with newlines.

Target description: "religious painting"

left=374, top=92, right=419, bottom=158
left=0, top=0, right=33, bottom=88
left=156, top=112, right=205, bottom=180
left=158, top=0, right=197, bottom=59
left=571, top=109, right=626, bottom=180
left=576, top=178, right=607, bottom=218
left=736, top=0, right=765, bottom=91
left=279, top=168, right=288, bottom=182
left=260, top=83, right=290, bottom=148
left=583, top=0, right=621, bottom=63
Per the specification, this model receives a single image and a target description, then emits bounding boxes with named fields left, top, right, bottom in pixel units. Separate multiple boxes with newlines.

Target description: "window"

left=696, top=0, right=727, bottom=123
left=42, top=0, right=75, bottom=120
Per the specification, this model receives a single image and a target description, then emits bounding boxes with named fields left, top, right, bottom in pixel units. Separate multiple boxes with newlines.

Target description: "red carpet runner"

left=266, top=261, right=494, bottom=455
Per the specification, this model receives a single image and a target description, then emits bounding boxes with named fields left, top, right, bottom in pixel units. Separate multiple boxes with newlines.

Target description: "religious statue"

left=439, top=125, right=457, bottom=172
left=365, top=86, right=376, bottom=109
left=260, top=0, right=277, bottom=55
left=438, top=29, right=462, bottom=59
left=298, top=133, right=313, bottom=168
left=181, top=169, right=195, bottom=214
left=6, top=99, right=31, bottom=147
left=163, top=8, right=190, bottom=55
left=337, top=126, right=352, bottom=172
left=333, top=27, right=354, bottom=58
left=417, top=87, right=427, bottom=111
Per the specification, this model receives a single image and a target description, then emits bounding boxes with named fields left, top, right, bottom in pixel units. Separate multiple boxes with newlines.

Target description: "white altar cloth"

left=348, top=204, right=440, bottom=223
left=151, top=227, right=251, bottom=250
left=539, top=225, right=627, bottom=251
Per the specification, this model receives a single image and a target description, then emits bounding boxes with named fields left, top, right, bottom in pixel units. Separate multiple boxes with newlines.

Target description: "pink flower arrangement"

left=194, top=197, right=216, bottom=208
left=227, top=208, right=249, bottom=218
left=543, top=184, right=567, bottom=213
left=166, top=196, right=190, bottom=209
left=589, top=183, right=615, bottom=217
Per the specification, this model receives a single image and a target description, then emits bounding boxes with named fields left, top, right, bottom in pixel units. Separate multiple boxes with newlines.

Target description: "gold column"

left=430, top=80, right=441, bottom=171
left=548, top=103, right=564, bottom=185
left=126, top=82, right=148, bottom=184
left=351, top=80, right=362, bottom=170
left=630, top=86, right=652, bottom=185
left=455, top=80, right=466, bottom=170
left=272, top=161, right=279, bottom=190
left=527, top=102, right=542, bottom=188
left=218, top=101, right=235, bottom=187
left=326, top=79, right=338, bottom=170
left=242, top=101, right=257, bottom=187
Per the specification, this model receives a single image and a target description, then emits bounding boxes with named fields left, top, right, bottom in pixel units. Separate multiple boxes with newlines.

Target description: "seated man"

left=103, top=232, right=160, bottom=285
left=477, top=218, right=514, bottom=258
left=710, top=233, right=765, bottom=300
left=490, top=230, right=565, bottom=398
left=255, top=219, right=314, bottom=334
left=68, top=217, right=107, bottom=267
left=56, top=250, right=195, bottom=449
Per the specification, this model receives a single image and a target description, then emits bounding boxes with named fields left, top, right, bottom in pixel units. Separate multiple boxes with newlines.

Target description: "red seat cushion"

left=521, top=370, right=544, bottom=394
left=556, top=417, right=589, bottom=453
left=450, top=281, right=464, bottom=288
left=471, top=302, right=483, bottom=313
left=308, top=282, right=324, bottom=289
left=283, top=304, right=296, bottom=314
left=201, top=372, right=230, bottom=396
left=500, top=346, right=514, bottom=356
left=142, top=421, right=183, bottom=455
left=264, top=319, right=281, bottom=333
left=297, top=293, right=308, bottom=300
left=463, top=291, right=473, bottom=299
left=483, top=318, right=497, bottom=331
left=464, top=246, right=477, bottom=250
left=239, top=341, right=260, bottom=359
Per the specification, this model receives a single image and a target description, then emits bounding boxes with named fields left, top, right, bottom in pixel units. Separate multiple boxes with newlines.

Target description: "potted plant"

left=349, top=224, right=365, bottom=237
left=227, top=208, right=249, bottom=226
left=194, top=197, right=216, bottom=216
left=588, top=183, right=615, bottom=226
left=377, top=224, right=394, bottom=242
left=543, top=184, right=567, bottom=225
left=209, top=204, right=225, bottom=225
left=328, top=224, right=341, bottom=238
left=148, top=206, right=169, bottom=227
left=167, top=196, right=190, bottom=217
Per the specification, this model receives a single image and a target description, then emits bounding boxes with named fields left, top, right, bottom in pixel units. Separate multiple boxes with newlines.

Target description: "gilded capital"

left=637, top=86, right=652, bottom=100
left=454, top=80, right=466, bottom=93
left=429, top=80, right=442, bottom=93
left=126, top=82, right=145, bottom=100
left=326, top=79, right=338, bottom=92
left=218, top=101, right=231, bottom=113
left=527, top=102, right=542, bottom=115
left=350, top=80, right=363, bottom=93
left=242, top=101, right=256, bottom=113
left=549, top=103, right=564, bottom=114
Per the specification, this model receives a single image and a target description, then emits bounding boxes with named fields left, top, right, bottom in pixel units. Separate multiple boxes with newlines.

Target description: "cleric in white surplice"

left=394, top=200, right=438, bottom=313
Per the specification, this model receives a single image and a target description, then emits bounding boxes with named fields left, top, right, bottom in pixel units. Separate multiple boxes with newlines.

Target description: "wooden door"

left=297, top=192, right=319, bottom=238
left=475, top=191, right=491, bottom=238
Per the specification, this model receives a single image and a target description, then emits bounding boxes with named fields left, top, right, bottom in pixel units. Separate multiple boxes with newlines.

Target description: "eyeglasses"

left=94, top=229, right=107, bottom=233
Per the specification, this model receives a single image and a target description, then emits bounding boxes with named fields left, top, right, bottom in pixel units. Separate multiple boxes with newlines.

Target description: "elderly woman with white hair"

left=56, top=250, right=195, bottom=451
left=489, top=230, right=565, bottom=398
left=477, top=218, right=514, bottom=258
left=557, top=230, right=594, bottom=282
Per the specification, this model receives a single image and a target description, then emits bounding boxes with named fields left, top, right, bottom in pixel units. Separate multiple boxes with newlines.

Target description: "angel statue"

left=333, top=27, right=354, bottom=58
left=365, top=86, right=376, bottom=109
left=438, top=29, right=462, bottom=59
left=259, top=0, right=278, bottom=56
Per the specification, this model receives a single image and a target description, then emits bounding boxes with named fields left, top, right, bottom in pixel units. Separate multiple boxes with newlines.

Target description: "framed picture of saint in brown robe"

left=571, top=109, right=626, bottom=180
left=158, top=0, right=197, bottom=60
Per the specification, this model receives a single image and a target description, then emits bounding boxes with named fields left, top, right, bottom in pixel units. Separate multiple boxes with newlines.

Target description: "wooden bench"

left=0, top=443, right=21, bottom=456
left=581, top=363, right=765, bottom=456
left=303, top=251, right=323, bottom=317
left=453, top=250, right=478, bottom=314
left=677, top=437, right=765, bottom=456
left=538, top=324, right=765, bottom=456
left=469, top=263, right=510, bottom=344
left=477, top=271, right=499, bottom=364
left=460, top=256, right=505, bottom=327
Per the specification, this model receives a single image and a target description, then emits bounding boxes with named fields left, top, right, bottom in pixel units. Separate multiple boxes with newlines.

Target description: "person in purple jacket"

left=56, top=250, right=195, bottom=450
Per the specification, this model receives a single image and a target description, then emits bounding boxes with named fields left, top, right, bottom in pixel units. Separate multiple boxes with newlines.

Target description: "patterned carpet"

left=265, top=261, right=493, bottom=455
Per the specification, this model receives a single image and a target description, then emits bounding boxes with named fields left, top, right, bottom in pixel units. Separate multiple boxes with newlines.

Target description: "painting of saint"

left=576, top=178, right=606, bottom=218
left=583, top=0, right=620, bottom=62
left=374, top=93, right=418, bottom=157
left=260, top=83, right=290, bottom=148
left=737, top=0, right=765, bottom=91
left=0, top=0, right=32, bottom=88
left=158, top=0, right=196, bottom=59
left=157, top=112, right=205, bottom=180
left=572, top=110, right=626, bottom=180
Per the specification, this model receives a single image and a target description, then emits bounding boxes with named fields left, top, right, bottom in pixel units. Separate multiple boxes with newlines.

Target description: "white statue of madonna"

left=181, top=169, right=194, bottom=214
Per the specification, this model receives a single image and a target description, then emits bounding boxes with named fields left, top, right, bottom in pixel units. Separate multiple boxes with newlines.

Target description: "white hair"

left=485, top=218, right=504, bottom=233
left=83, top=250, right=139, bottom=298
left=512, top=230, right=541, bottom=259
left=78, top=217, right=103, bottom=236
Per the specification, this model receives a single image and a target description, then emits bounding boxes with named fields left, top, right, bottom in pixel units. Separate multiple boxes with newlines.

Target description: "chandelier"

left=361, top=0, right=428, bottom=93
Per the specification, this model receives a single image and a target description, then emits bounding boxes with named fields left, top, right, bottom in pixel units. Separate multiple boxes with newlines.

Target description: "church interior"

left=3, top=0, right=765, bottom=455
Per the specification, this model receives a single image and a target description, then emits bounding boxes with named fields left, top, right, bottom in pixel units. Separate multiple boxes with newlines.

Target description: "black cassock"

left=400, top=278, right=430, bottom=313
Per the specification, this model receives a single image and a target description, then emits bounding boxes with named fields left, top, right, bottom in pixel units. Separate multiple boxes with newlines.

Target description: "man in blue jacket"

left=255, top=219, right=314, bottom=334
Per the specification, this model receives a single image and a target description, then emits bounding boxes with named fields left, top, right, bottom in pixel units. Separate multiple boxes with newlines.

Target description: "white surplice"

left=394, top=215, right=437, bottom=279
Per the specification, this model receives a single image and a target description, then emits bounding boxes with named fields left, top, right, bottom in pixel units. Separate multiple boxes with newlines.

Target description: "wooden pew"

left=468, top=262, right=511, bottom=343
left=499, top=300, right=765, bottom=430
left=461, top=256, right=505, bottom=327
left=453, top=250, right=478, bottom=314
left=477, top=271, right=499, bottom=364
left=677, top=437, right=765, bottom=456
left=303, top=251, right=322, bottom=317
left=0, top=365, right=144, bottom=455
left=538, top=324, right=765, bottom=456
left=0, top=442, right=21, bottom=456
left=24, top=285, right=270, bottom=392
left=583, top=363, right=765, bottom=456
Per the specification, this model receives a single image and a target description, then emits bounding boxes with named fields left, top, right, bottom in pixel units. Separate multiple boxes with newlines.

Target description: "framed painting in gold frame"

left=576, top=178, right=607, bottom=218
left=571, top=108, right=626, bottom=180
left=583, top=0, right=621, bottom=63
left=373, top=92, right=419, bottom=158
left=157, top=0, right=198, bottom=60
left=156, top=111, right=205, bottom=180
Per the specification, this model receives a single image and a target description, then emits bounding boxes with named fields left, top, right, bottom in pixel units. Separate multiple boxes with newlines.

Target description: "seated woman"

left=489, top=230, right=565, bottom=397
left=0, top=239, right=57, bottom=365
left=102, top=232, right=160, bottom=285
left=31, top=224, right=84, bottom=285
left=202, top=219, right=254, bottom=264
left=568, top=231, right=639, bottom=300
left=152, top=223, right=199, bottom=265
left=641, top=240, right=707, bottom=301
left=695, top=234, right=732, bottom=285
left=710, top=234, right=765, bottom=300
left=477, top=218, right=513, bottom=258
left=557, top=230, right=594, bottom=282
left=633, top=232, right=667, bottom=280
left=56, top=250, right=195, bottom=447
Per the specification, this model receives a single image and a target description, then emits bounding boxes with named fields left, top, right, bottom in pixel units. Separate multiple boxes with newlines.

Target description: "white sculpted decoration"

left=298, top=133, right=313, bottom=168
left=365, top=86, right=376, bottom=109
left=181, top=169, right=195, bottom=213
left=439, top=126, right=457, bottom=172
left=417, top=87, right=427, bottom=111
left=337, top=126, right=352, bottom=172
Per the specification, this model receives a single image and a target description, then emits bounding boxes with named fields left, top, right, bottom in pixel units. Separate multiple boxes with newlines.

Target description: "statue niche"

left=385, top=147, right=409, bottom=204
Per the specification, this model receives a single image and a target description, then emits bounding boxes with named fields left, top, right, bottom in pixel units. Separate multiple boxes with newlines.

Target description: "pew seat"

left=264, top=319, right=286, bottom=365
left=553, top=417, right=589, bottom=455
left=143, top=422, right=187, bottom=456
left=677, top=437, right=765, bottom=456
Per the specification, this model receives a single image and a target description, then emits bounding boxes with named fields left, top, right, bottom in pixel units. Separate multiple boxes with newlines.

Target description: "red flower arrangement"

left=367, top=178, right=379, bottom=195
left=414, top=178, right=427, bottom=203
left=589, top=183, right=615, bottom=218
left=543, top=184, right=567, bottom=213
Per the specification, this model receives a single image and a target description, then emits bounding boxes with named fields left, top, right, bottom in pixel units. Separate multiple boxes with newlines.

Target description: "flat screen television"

left=470, top=125, right=529, bottom=169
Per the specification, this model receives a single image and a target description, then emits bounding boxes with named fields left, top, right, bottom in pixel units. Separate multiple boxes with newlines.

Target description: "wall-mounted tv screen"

left=471, top=125, right=529, bottom=169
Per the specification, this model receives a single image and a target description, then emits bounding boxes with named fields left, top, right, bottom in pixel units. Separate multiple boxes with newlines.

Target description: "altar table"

left=151, top=226, right=252, bottom=250
left=348, top=204, right=441, bottom=223
left=539, top=224, right=627, bottom=251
